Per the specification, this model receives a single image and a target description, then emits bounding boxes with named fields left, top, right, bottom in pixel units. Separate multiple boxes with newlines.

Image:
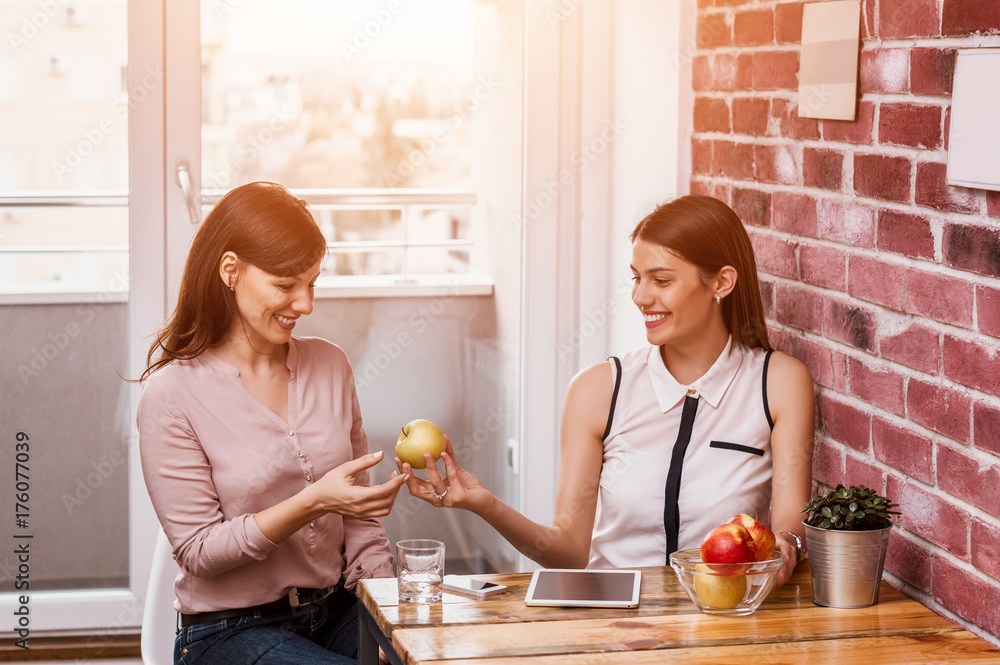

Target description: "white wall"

left=579, top=0, right=683, bottom=369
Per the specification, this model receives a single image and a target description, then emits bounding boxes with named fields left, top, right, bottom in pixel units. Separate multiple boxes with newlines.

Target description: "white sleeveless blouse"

left=588, top=337, right=774, bottom=568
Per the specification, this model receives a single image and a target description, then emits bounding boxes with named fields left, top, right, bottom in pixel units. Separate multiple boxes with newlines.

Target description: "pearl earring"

left=715, top=294, right=721, bottom=304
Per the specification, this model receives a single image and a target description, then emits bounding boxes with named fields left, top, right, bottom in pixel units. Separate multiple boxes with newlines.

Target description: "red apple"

left=726, top=514, right=777, bottom=561
left=699, top=523, right=755, bottom=575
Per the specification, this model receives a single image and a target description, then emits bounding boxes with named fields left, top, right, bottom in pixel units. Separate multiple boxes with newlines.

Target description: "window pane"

left=321, top=208, right=404, bottom=244
left=0, top=0, right=130, bottom=592
left=200, top=0, right=527, bottom=578
left=201, top=0, right=475, bottom=190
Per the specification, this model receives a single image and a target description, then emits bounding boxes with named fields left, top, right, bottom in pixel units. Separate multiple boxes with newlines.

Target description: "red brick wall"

left=688, top=0, right=1000, bottom=642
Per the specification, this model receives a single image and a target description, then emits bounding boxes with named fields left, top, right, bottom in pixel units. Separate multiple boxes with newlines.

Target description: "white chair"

left=141, top=527, right=180, bottom=665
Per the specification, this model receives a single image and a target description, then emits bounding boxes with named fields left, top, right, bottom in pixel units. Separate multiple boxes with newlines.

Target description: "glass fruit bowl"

left=669, top=548, right=784, bottom=616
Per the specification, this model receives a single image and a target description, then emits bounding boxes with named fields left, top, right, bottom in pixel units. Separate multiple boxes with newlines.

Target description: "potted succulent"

left=801, top=484, right=900, bottom=608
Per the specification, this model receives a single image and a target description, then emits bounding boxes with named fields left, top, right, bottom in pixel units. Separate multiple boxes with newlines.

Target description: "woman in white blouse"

left=399, top=195, right=814, bottom=587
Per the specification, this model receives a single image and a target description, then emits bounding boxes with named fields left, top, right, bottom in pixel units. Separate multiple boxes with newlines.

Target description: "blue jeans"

left=174, top=587, right=359, bottom=665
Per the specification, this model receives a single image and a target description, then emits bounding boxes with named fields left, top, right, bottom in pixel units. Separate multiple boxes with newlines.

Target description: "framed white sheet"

left=947, top=48, right=1000, bottom=191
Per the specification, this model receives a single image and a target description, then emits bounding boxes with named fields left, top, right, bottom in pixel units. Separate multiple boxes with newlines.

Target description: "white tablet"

left=524, top=569, right=642, bottom=608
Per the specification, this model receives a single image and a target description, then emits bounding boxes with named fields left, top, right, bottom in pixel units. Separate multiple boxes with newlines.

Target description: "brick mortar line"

left=760, top=227, right=998, bottom=276
left=691, top=32, right=1000, bottom=58
left=694, top=90, right=957, bottom=106
left=935, top=438, right=1000, bottom=472
left=819, top=397, right=984, bottom=460
left=883, top=571, right=1000, bottom=651
left=826, top=440, right=1000, bottom=533
left=691, top=175, right=993, bottom=218
left=690, top=131, right=954, bottom=162
left=762, top=277, right=1000, bottom=355
left=828, top=396, right=1000, bottom=466
left=689, top=173, right=998, bottom=222
left=785, top=322, right=1000, bottom=403
left=766, top=283, right=1000, bottom=346
left=814, top=382, right=999, bottom=421
left=862, top=37, right=1000, bottom=50
left=691, top=136, right=955, bottom=167
left=746, top=223, right=1000, bottom=285
left=842, top=449, right=1000, bottom=546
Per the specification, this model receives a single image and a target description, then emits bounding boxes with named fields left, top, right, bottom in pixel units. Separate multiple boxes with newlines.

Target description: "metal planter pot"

left=804, top=521, right=892, bottom=608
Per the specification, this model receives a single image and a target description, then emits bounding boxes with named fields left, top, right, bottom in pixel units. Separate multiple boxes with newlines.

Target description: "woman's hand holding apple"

left=396, top=437, right=492, bottom=513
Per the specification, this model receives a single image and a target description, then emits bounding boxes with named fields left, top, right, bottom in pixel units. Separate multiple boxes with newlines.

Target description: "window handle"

left=175, top=159, right=200, bottom=225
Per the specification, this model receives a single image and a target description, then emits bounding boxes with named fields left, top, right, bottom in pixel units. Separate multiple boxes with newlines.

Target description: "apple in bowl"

left=699, top=523, right=756, bottom=576
left=726, top=513, right=777, bottom=561
left=670, top=549, right=783, bottom=616
left=395, top=419, right=447, bottom=469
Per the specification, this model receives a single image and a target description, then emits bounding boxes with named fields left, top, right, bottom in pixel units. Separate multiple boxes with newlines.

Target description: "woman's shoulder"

left=577, top=346, right=660, bottom=390
left=140, top=356, right=199, bottom=393
left=137, top=358, right=201, bottom=423
left=291, top=336, right=349, bottom=362
left=763, top=349, right=815, bottom=420
left=572, top=358, right=615, bottom=393
left=290, top=336, right=355, bottom=382
left=566, top=349, right=648, bottom=408
left=764, top=349, right=813, bottom=385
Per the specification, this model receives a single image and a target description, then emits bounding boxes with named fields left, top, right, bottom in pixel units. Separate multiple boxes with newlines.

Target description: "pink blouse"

left=138, top=336, right=394, bottom=613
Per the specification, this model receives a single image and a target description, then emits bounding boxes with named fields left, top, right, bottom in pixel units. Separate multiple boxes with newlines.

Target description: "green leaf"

left=849, top=501, right=858, bottom=513
left=822, top=506, right=832, bottom=518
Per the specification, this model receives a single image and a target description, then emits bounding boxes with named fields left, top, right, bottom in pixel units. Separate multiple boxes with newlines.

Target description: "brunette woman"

left=399, top=195, right=813, bottom=587
left=138, top=182, right=406, bottom=664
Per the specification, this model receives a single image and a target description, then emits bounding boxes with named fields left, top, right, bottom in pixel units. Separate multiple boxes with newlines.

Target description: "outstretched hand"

left=396, top=438, right=491, bottom=513
left=312, top=451, right=408, bottom=520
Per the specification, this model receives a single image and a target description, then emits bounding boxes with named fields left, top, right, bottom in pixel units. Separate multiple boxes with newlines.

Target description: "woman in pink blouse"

left=138, top=182, right=407, bottom=665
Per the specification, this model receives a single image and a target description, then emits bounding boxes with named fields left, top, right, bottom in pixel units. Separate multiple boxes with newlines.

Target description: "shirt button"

left=288, top=431, right=295, bottom=437
left=310, top=522, right=315, bottom=528
left=305, top=475, right=312, bottom=481
left=298, top=452, right=304, bottom=458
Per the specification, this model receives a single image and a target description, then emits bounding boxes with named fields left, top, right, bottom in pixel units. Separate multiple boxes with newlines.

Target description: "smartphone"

left=442, top=575, right=508, bottom=598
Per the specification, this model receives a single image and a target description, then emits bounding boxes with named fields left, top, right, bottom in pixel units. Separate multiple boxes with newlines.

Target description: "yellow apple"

left=693, top=564, right=747, bottom=609
left=395, top=419, right=447, bottom=469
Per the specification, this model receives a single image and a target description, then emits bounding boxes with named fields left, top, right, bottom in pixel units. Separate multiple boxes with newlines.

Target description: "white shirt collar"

left=646, top=336, right=745, bottom=412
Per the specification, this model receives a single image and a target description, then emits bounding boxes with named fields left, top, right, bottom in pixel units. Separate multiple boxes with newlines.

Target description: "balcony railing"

left=0, top=189, right=484, bottom=301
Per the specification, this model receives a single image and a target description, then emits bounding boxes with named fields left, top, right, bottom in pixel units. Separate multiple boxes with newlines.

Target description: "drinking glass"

left=396, top=539, right=445, bottom=603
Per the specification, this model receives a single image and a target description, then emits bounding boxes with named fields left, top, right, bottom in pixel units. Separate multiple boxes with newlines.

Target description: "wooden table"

left=357, top=561, right=999, bottom=664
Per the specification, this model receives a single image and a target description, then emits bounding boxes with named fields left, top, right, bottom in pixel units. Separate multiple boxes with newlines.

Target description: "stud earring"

left=715, top=294, right=721, bottom=304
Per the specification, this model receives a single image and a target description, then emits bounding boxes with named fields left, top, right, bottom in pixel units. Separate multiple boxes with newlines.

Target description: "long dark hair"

left=140, top=182, right=327, bottom=380
left=630, top=195, right=771, bottom=351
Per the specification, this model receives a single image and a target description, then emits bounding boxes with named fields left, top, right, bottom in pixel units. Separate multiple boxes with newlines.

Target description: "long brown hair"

left=630, top=194, right=771, bottom=351
left=140, top=182, right=327, bottom=381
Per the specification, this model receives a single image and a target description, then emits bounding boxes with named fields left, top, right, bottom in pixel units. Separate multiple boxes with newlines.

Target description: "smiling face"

left=630, top=238, right=725, bottom=350
left=226, top=259, right=322, bottom=352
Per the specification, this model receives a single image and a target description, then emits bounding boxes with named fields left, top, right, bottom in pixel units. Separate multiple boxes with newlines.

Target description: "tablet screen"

left=524, top=569, right=641, bottom=608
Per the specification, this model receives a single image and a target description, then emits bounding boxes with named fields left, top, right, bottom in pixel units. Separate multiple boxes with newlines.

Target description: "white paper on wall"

left=798, top=0, right=861, bottom=121
left=948, top=48, right=1000, bottom=192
